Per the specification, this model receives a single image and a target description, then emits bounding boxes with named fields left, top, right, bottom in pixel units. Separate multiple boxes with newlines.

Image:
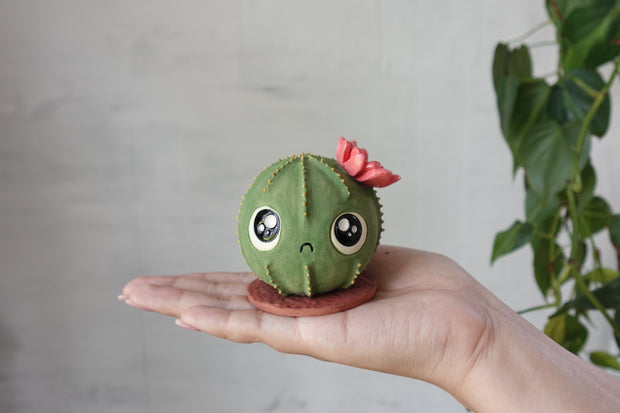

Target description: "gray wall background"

left=1, top=1, right=619, bottom=412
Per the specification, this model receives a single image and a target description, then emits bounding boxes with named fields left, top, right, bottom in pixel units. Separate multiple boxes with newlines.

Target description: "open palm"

left=121, top=245, right=495, bottom=389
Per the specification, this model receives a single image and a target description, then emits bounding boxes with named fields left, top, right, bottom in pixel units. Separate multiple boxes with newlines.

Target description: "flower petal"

left=335, top=137, right=400, bottom=188
left=336, top=137, right=354, bottom=165
left=356, top=167, right=401, bottom=188
left=363, top=161, right=382, bottom=170
left=343, top=146, right=368, bottom=177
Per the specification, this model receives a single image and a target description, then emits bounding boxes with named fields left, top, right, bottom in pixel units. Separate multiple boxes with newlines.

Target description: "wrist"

left=457, top=300, right=620, bottom=412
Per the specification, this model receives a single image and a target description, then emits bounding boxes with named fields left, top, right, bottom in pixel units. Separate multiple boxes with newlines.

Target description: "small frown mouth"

left=300, top=242, right=314, bottom=253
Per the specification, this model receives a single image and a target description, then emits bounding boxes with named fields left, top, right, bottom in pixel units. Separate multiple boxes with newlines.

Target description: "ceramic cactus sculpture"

left=238, top=137, right=399, bottom=297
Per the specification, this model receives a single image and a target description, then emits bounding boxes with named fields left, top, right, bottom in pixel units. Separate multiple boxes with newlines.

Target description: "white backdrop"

left=1, top=1, right=619, bottom=412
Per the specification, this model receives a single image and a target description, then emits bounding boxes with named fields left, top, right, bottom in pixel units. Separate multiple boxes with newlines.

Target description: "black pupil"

left=254, top=209, right=280, bottom=242
left=334, top=214, right=362, bottom=247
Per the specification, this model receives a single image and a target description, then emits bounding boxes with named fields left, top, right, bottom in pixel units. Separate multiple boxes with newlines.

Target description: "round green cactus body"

left=238, top=153, right=382, bottom=297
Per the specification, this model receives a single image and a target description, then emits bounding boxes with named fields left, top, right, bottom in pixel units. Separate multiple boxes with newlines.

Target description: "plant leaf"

left=504, top=80, right=551, bottom=163
left=547, top=69, right=610, bottom=137
left=575, top=241, right=588, bottom=270
left=565, top=276, right=620, bottom=310
left=493, top=43, right=533, bottom=91
left=546, top=0, right=575, bottom=28
left=580, top=196, right=611, bottom=237
left=492, top=43, right=511, bottom=92
left=610, top=214, right=620, bottom=249
left=525, top=180, right=562, bottom=225
left=533, top=241, right=564, bottom=296
left=615, top=309, right=620, bottom=350
left=590, top=351, right=620, bottom=371
left=496, top=76, right=519, bottom=137
left=581, top=17, right=620, bottom=69
left=576, top=162, right=597, bottom=212
left=511, top=45, right=533, bottom=80
left=530, top=214, right=562, bottom=251
left=585, top=268, right=620, bottom=283
left=493, top=44, right=535, bottom=147
left=546, top=0, right=602, bottom=28
left=563, top=69, right=611, bottom=137
left=562, top=2, right=620, bottom=70
left=561, top=121, right=591, bottom=170
left=491, top=221, right=533, bottom=264
left=547, top=83, right=571, bottom=124
left=563, top=0, right=615, bottom=44
left=544, top=313, right=588, bottom=354
left=520, top=120, right=574, bottom=200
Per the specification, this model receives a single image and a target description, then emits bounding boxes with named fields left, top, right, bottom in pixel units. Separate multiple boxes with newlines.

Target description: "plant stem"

left=566, top=188, right=620, bottom=339
left=549, top=212, right=563, bottom=305
left=562, top=59, right=620, bottom=337
left=571, top=266, right=620, bottom=339
left=508, top=20, right=552, bottom=44
left=564, top=59, right=620, bottom=337
left=588, top=235, right=603, bottom=272
left=529, top=40, right=557, bottom=49
left=555, top=264, right=571, bottom=289
left=574, top=57, right=620, bottom=160
left=566, top=189, right=580, bottom=259
left=518, top=302, right=558, bottom=315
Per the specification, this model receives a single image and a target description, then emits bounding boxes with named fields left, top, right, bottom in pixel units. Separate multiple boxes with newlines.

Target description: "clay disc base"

left=247, top=273, right=377, bottom=317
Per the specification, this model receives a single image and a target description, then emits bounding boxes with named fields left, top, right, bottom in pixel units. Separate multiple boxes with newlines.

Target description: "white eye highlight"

left=338, top=218, right=350, bottom=232
left=331, top=212, right=367, bottom=255
left=249, top=207, right=281, bottom=251
left=264, top=214, right=278, bottom=229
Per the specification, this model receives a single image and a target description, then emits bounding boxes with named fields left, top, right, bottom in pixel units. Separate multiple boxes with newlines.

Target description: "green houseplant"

left=491, top=0, right=620, bottom=371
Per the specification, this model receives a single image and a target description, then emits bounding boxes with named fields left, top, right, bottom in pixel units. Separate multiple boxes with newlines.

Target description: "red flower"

left=336, top=137, right=400, bottom=188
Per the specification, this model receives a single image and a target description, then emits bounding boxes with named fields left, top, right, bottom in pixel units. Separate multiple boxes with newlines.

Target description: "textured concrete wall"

left=1, top=1, right=619, bottom=412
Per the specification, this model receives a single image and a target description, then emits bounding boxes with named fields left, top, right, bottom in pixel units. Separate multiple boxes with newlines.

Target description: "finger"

left=171, top=277, right=251, bottom=297
left=123, top=275, right=177, bottom=292
left=183, top=272, right=256, bottom=283
left=123, top=272, right=255, bottom=291
left=180, top=306, right=309, bottom=355
left=123, top=277, right=249, bottom=301
left=125, top=283, right=255, bottom=317
left=122, top=272, right=256, bottom=308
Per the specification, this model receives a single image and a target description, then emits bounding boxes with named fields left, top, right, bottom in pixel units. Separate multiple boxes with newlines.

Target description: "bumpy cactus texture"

left=238, top=153, right=382, bottom=296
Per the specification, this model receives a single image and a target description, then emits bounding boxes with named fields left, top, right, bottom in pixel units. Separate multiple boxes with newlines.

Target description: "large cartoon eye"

left=249, top=207, right=281, bottom=251
left=331, top=212, right=367, bottom=255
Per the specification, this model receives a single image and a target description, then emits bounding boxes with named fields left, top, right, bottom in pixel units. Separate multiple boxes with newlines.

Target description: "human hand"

left=120, top=245, right=620, bottom=412
left=119, top=245, right=496, bottom=396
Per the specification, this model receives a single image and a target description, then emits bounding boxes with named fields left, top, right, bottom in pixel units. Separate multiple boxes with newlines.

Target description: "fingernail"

left=175, top=319, right=200, bottom=332
left=125, top=299, right=152, bottom=312
left=118, top=294, right=128, bottom=301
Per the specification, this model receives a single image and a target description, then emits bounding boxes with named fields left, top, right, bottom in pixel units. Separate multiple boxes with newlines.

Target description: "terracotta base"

left=247, top=273, right=377, bottom=317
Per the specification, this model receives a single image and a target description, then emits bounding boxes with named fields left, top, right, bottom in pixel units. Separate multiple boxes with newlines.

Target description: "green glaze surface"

left=238, top=153, right=383, bottom=297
